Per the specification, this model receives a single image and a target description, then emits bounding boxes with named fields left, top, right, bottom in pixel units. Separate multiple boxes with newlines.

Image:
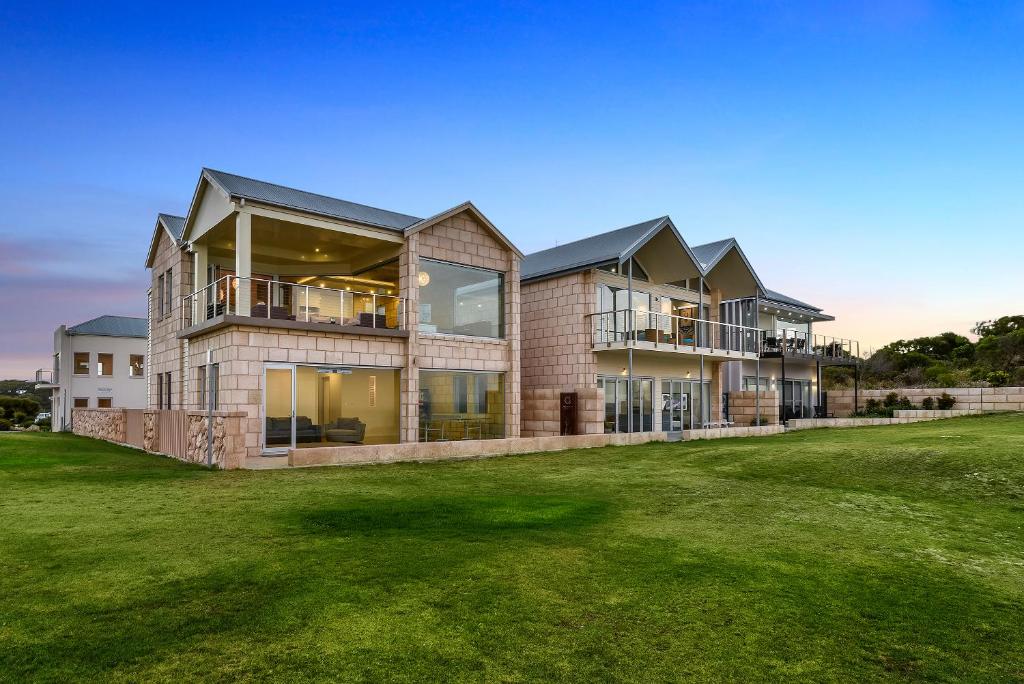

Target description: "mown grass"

left=1, top=414, right=1023, bottom=682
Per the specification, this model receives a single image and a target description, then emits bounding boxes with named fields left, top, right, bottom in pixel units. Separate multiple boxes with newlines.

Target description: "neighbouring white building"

left=36, top=315, right=149, bottom=431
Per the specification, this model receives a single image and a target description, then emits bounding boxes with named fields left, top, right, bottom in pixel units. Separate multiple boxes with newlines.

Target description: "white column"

left=193, top=243, right=208, bottom=320
left=235, top=211, right=251, bottom=314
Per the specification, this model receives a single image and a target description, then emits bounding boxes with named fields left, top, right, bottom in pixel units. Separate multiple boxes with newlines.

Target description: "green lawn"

left=2, top=415, right=1024, bottom=682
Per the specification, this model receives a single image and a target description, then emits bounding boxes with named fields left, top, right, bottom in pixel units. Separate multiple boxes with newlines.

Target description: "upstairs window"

left=417, top=259, right=504, bottom=338
left=130, top=355, right=144, bottom=377
left=157, top=273, right=165, bottom=318
left=97, top=353, right=113, bottom=376
left=73, top=352, right=90, bottom=375
left=163, top=268, right=173, bottom=318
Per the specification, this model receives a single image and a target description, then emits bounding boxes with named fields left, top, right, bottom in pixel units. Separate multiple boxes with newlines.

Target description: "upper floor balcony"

left=759, top=329, right=860, bottom=364
left=181, top=275, right=406, bottom=338
left=591, top=309, right=761, bottom=360
left=34, top=369, right=56, bottom=387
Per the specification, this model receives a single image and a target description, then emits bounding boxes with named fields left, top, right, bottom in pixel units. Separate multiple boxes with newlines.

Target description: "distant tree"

left=973, top=316, right=1024, bottom=338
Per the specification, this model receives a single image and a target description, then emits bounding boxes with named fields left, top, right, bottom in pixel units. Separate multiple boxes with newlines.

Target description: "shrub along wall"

left=827, top=387, right=1024, bottom=417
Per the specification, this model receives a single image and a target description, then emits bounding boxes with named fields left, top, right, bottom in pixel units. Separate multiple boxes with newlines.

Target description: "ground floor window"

left=779, top=379, right=812, bottom=420
left=264, top=364, right=400, bottom=451
left=742, top=376, right=770, bottom=392
left=97, top=397, right=112, bottom=408
left=659, top=379, right=710, bottom=431
left=597, top=376, right=655, bottom=433
left=73, top=397, right=88, bottom=408
left=419, top=370, right=504, bottom=441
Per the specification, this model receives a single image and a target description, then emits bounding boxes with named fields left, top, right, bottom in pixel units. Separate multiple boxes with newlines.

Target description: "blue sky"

left=1, top=1, right=1022, bottom=377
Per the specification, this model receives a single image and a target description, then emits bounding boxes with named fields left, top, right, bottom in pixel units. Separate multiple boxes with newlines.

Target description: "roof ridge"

left=203, top=168, right=421, bottom=221
left=525, top=216, right=666, bottom=257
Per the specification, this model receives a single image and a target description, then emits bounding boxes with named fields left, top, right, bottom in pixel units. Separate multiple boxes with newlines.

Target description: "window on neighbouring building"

left=130, top=354, right=144, bottom=377
left=97, top=397, right=112, bottom=408
left=97, top=353, right=113, bottom=376
left=157, top=373, right=166, bottom=409
left=73, top=397, right=89, bottom=408
left=417, top=259, right=504, bottom=338
left=73, top=352, right=89, bottom=375
left=165, top=372, right=172, bottom=409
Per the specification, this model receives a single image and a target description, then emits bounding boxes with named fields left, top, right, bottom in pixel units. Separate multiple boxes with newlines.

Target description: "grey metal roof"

left=68, top=315, right=148, bottom=338
left=203, top=168, right=421, bottom=231
left=761, top=288, right=822, bottom=312
left=158, top=213, right=186, bottom=243
left=521, top=217, right=667, bottom=281
left=689, top=238, right=735, bottom=270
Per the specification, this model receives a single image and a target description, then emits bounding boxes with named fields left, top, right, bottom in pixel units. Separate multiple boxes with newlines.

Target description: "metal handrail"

left=759, top=328, right=860, bottom=360
left=35, top=369, right=54, bottom=383
left=182, top=275, right=405, bottom=331
left=589, top=308, right=761, bottom=355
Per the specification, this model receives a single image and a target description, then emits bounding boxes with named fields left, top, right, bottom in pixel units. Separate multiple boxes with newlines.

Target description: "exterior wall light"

left=418, top=271, right=431, bottom=286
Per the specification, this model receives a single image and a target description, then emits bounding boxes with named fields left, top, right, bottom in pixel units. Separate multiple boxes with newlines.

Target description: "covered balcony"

left=591, top=308, right=760, bottom=360
left=759, top=329, right=860, bottom=363
left=178, top=177, right=408, bottom=338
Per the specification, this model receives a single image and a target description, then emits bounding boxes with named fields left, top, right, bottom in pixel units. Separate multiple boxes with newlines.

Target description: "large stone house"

left=145, top=169, right=521, bottom=458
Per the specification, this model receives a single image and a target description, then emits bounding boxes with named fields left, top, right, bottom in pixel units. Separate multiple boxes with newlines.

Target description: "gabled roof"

left=68, top=315, right=147, bottom=338
left=159, top=213, right=185, bottom=242
left=202, top=168, right=422, bottom=232
left=404, top=201, right=523, bottom=258
left=689, top=238, right=734, bottom=270
left=523, top=216, right=694, bottom=281
left=144, top=213, right=187, bottom=267
left=689, top=237, right=767, bottom=293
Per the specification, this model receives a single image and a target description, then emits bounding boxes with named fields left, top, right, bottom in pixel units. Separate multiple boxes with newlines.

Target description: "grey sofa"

left=325, top=417, right=366, bottom=444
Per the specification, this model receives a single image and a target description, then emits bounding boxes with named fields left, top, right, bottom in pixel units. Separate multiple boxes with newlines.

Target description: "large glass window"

left=264, top=365, right=401, bottom=451
left=418, top=259, right=504, bottom=338
left=419, top=371, right=504, bottom=440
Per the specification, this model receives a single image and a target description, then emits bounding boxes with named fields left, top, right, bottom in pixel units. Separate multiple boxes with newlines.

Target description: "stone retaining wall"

left=727, top=390, right=779, bottom=426
left=682, top=424, right=785, bottom=440
left=786, top=412, right=994, bottom=431
left=827, top=387, right=1024, bottom=416
left=72, top=408, right=246, bottom=469
left=521, top=387, right=604, bottom=437
left=289, top=431, right=668, bottom=467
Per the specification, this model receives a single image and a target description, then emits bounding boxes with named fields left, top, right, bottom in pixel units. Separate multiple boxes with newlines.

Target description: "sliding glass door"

left=597, top=376, right=653, bottom=433
left=263, top=363, right=400, bottom=453
left=264, top=364, right=295, bottom=452
left=660, top=379, right=710, bottom=432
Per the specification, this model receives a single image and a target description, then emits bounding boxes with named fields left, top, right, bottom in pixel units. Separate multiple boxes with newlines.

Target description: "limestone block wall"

left=827, top=386, right=1024, bottom=416
left=521, top=387, right=604, bottom=437
left=727, top=390, right=779, bottom=426
left=148, top=228, right=193, bottom=409
left=521, top=271, right=596, bottom=393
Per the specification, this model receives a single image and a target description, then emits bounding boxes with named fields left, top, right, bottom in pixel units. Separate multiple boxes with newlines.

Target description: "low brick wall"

left=521, top=387, right=604, bottom=437
left=786, top=411, right=994, bottom=431
left=827, top=387, right=1024, bottom=417
left=682, top=424, right=784, bottom=440
left=727, top=390, right=779, bottom=426
left=72, top=408, right=247, bottom=469
left=289, top=431, right=667, bottom=467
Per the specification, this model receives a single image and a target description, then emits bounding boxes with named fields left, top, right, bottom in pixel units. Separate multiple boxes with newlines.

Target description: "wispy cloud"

left=0, top=237, right=147, bottom=379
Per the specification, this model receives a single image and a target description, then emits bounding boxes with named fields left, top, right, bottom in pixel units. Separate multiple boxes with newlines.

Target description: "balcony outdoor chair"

left=205, top=302, right=227, bottom=320
left=461, top=419, right=483, bottom=440
left=420, top=419, right=444, bottom=442
left=794, top=338, right=807, bottom=354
